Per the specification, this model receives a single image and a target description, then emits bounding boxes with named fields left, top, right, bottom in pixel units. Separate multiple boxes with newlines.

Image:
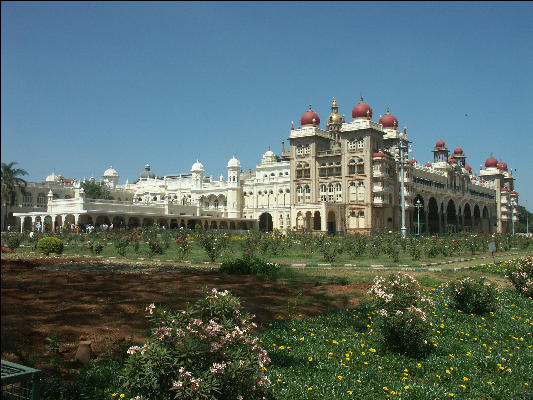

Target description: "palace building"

left=5, top=96, right=518, bottom=234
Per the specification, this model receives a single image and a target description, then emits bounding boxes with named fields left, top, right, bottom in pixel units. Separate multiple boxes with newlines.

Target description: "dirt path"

left=1, top=258, right=369, bottom=373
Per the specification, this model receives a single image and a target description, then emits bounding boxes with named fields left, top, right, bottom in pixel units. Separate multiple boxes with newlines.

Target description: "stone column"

left=19, top=217, right=24, bottom=233
left=424, top=210, right=429, bottom=233
left=460, top=213, right=465, bottom=232
left=31, top=216, right=36, bottom=232
left=51, top=216, right=56, bottom=232
left=443, top=213, right=448, bottom=234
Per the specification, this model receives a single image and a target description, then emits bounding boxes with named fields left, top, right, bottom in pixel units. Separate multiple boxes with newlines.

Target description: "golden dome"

left=328, top=112, right=342, bottom=124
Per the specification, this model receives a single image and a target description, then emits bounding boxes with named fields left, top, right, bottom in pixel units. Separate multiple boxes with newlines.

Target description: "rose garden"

left=1, top=229, right=532, bottom=399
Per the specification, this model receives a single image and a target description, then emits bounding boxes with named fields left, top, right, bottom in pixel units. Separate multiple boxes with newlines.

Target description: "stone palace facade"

left=5, top=96, right=518, bottom=234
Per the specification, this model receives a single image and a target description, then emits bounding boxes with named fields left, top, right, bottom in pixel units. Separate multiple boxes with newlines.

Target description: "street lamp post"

left=397, top=128, right=409, bottom=239
left=415, top=199, right=423, bottom=237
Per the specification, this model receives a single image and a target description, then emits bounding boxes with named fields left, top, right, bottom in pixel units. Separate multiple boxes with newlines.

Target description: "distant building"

left=5, top=96, right=518, bottom=234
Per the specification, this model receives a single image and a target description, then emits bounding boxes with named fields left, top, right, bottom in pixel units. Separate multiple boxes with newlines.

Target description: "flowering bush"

left=175, top=228, right=192, bottom=260
left=147, top=239, right=164, bottom=257
left=407, top=237, right=421, bottom=260
left=197, top=232, right=229, bottom=262
left=121, top=288, right=271, bottom=400
left=506, top=256, right=533, bottom=297
left=3, top=232, right=22, bottom=250
left=112, top=233, right=132, bottom=256
left=316, top=235, right=344, bottom=262
left=93, top=241, right=105, bottom=255
left=445, top=277, right=498, bottom=314
left=345, top=233, right=367, bottom=258
left=369, top=273, right=434, bottom=356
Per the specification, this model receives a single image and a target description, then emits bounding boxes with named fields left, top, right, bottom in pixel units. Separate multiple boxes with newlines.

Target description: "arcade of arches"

left=410, top=195, right=493, bottom=234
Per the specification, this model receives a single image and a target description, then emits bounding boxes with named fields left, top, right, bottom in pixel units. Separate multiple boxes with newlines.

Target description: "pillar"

left=443, top=213, right=448, bottom=233
left=437, top=211, right=442, bottom=233
left=31, top=216, right=36, bottom=232
left=51, top=216, right=56, bottom=232
left=424, top=210, right=429, bottom=233
left=19, top=217, right=24, bottom=233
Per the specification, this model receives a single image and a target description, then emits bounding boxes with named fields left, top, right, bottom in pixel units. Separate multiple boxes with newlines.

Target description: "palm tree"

left=1, top=161, right=28, bottom=231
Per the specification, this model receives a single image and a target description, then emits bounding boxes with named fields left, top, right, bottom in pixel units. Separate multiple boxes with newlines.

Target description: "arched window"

left=37, top=193, right=46, bottom=207
left=349, top=159, right=356, bottom=174
left=348, top=139, right=356, bottom=151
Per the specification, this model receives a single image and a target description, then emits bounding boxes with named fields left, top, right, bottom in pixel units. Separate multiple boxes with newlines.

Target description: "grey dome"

left=139, top=163, right=156, bottom=179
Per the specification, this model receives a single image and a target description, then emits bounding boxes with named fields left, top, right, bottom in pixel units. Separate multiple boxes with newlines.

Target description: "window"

left=37, top=193, right=46, bottom=207
left=297, top=146, right=304, bottom=156
left=328, top=184, right=334, bottom=193
left=349, top=159, right=356, bottom=174
left=320, top=184, right=326, bottom=193
left=358, top=138, right=364, bottom=149
left=348, top=139, right=356, bottom=151
left=304, top=144, right=311, bottom=154
left=335, top=183, right=342, bottom=192
left=23, top=193, right=33, bottom=206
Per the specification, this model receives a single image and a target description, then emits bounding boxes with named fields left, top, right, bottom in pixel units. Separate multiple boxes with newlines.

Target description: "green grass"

left=260, top=288, right=533, bottom=399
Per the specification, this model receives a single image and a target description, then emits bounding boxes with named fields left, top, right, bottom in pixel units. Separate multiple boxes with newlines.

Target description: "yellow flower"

left=449, top=394, right=454, bottom=397
left=370, top=348, right=376, bottom=353
left=466, top=352, right=471, bottom=356
left=347, top=390, right=353, bottom=395
left=328, top=352, right=333, bottom=356
left=391, top=390, right=396, bottom=395
left=300, top=337, right=304, bottom=341
left=292, top=328, right=296, bottom=332
left=308, top=387, right=313, bottom=391
left=404, top=385, right=410, bottom=390
left=436, top=375, right=441, bottom=379
left=460, top=385, right=466, bottom=389
left=120, top=395, right=125, bottom=399
left=357, top=380, right=361, bottom=383
left=383, top=386, right=388, bottom=391
left=362, top=352, right=366, bottom=356
left=111, top=395, right=117, bottom=398
left=277, top=379, right=282, bottom=383
left=446, top=370, right=451, bottom=374
left=417, top=363, right=422, bottom=368
left=487, top=382, right=493, bottom=386
left=338, top=376, right=343, bottom=380
left=463, top=377, right=469, bottom=382
left=308, top=357, right=313, bottom=362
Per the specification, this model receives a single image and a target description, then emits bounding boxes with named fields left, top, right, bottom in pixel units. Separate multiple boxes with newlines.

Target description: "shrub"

left=220, top=255, right=281, bottom=278
left=121, top=288, right=271, bottom=400
left=445, top=277, right=498, bottom=314
left=197, top=232, right=229, bottom=262
left=345, top=233, right=367, bottom=258
left=316, top=235, right=344, bottom=262
left=93, top=241, right=105, bottom=255
left=506, top=256, right=533, bottom=297
left=369, top=273, right=434, bottom=357
left=113, top=233, right=131, bottom=256
left=408, top=237, right=421, bottom=261
left=147, top=238, right=164, bottom=257
left=37, top=237, right=64, bottom=255
left=175, top=228, right=192, bottom=260
left=5, top=233, right=22, bottom=250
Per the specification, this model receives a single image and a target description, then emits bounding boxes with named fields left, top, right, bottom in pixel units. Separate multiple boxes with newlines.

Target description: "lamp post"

left=415, top=198, right=423, bottom=237
left=396, top=128, right=409, bottom=239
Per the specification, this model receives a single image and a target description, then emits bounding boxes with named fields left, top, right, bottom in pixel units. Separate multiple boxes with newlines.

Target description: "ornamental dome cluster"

left=301, top=105, right=320, bottom=127
left=485, top=157, right=498, bottom=168
left=227, top=156, right=241, bottom=168
left=190, top=160, right=204, bottom=172
left=379, top=108, right=399, bottom=129
left=352, top=96, right=373, bottom=119
left=104, top=166, right=119, bottom=177
left=139, top=163, right=156, bottom=179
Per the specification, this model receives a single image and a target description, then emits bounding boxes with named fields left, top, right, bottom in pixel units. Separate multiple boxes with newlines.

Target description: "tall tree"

left=1, top=161, right=28, bottom=231
left=81, top=180, right=112, bottom=200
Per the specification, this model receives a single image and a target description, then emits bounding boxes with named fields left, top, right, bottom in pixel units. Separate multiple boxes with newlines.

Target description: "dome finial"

left=386, top=106, right=390, bottom=114
left=360, top=94, right=364, bottom=102
left=309, top=104, right=312, bottom=111
left=291, top=120, right=294, bottom=130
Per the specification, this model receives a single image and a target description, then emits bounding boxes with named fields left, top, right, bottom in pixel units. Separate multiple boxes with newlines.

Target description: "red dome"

left=301, top=106, right=320, bottom=127
left=352, top=97, right=373, bottom=119
left=409, top=158, right=417, bottom=165
left=436, top=139, right=446, bottom=147
left=454, top=147, right=463, bottom=154
left=425, top=162, right=431, bottom=167
left=373, top=152, right=388, bottom=158
left=471, top=175, right=477, bottom=181
left=497, top=161, right=508, bottom=171
left=510, top=190, right=518, bottom=195
left=465, top=164, right=472, bottom=173
left=379, top=108, right=398, bottom=128
left=448, top=156, right=458, bottom=164
left=485, top=157, right=498, bottom=168
left=480, top=179, right=486, bottom=183
left=501, top=188, right=508, bottom=192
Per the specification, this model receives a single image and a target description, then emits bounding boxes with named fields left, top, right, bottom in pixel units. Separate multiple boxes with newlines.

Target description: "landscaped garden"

left=1, top=229, right=532, bottom=399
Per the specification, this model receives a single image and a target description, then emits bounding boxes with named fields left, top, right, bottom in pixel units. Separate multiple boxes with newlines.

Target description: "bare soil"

left=1, top=257, right=370, bottom=374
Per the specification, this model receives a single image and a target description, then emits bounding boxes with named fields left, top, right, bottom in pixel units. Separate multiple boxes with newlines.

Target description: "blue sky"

left=2, top=2, right=532, bottom=209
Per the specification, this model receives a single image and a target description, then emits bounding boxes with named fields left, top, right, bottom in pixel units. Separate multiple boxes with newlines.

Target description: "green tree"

left=81, top=180, right=112, bottom=200
left=1, top=161, right=28, bottom=231
left=514, top=205, right=532, bottom=233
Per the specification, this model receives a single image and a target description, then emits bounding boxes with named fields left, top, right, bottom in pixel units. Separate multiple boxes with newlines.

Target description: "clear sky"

left=2, top=2, right=532, bottom=209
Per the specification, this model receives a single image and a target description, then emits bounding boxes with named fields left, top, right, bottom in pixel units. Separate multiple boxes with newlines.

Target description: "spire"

left=386, top=107, right=390, bottom=114
left=308, top=104, right=312, bottom=111
left=291, top=120, right=294, bottom=130
left=360, top=94, right=364, bottom=102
